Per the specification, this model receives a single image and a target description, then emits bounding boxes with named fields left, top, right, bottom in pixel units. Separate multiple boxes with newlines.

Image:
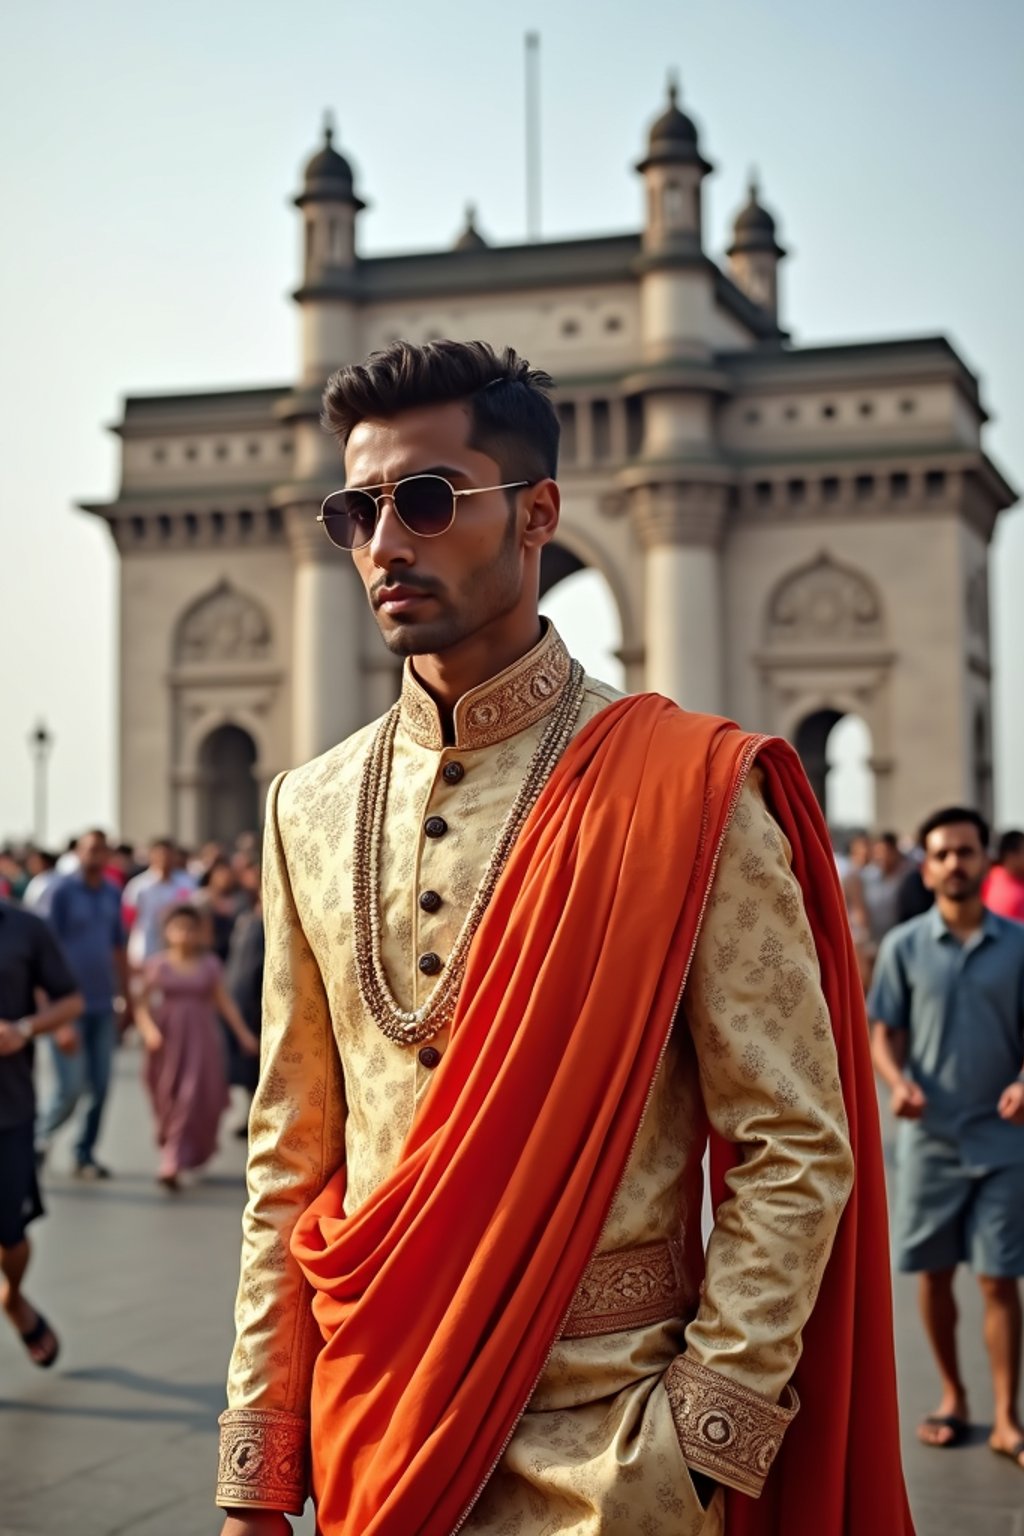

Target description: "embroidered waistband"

left=561, top=1238, right=689, bottom=1340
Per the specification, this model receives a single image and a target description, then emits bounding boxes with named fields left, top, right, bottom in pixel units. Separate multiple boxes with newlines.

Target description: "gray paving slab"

left=0, top=1047, right=1022, bottom=1533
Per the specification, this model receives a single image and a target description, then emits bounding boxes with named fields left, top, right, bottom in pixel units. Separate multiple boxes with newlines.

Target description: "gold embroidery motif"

left=561, top=1239, right=691, bottom=1339
left=663, top=1355, right=798, bottom=1498
left=216, top=1408, right=309, bottom=1513
left=399, top=623, right=572, bottom=750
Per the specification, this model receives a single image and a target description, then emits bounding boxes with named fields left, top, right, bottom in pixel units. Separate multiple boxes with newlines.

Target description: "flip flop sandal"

left=990, top=1438, right=1024, bottom=1470
left=20, top=1311, right=59, bottom=1369
left=918, top=1414, right=968, bottom=1447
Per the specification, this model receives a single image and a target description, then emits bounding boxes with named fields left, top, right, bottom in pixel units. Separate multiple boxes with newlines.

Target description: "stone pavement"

left=1, top=1048, right=1022, bottom=1534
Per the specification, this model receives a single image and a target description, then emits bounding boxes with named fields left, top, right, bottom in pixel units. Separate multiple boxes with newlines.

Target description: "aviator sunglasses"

left=317, top=473, right=531, bottom=552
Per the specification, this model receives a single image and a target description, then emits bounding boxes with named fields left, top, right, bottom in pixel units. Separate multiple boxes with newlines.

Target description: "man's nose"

left=369, top=495, right=416, bottom=569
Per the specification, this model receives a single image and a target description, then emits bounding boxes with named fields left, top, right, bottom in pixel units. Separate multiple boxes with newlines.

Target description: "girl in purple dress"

left=136, top=904, right=258, bottom=1191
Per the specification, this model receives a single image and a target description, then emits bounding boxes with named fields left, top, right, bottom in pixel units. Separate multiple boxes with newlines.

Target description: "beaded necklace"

left=353, top=660, right=587, bottom=1045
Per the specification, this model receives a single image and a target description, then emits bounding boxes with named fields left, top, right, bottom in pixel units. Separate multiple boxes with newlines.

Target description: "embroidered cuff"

left=664, top=1355, right=799, bottom=1499
left=216, top=1408, right=309, bottom=1514
left=562, top=1239, right=690, bottom=1339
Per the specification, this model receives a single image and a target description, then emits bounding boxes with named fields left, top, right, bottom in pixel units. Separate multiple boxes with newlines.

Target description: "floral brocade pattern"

left=220, top=630, right=854, bottom=1522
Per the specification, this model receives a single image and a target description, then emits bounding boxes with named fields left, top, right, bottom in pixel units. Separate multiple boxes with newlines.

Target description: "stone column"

left=631, top=482, right=728, bottom=715
left=287, top=507, right=365, bottom=762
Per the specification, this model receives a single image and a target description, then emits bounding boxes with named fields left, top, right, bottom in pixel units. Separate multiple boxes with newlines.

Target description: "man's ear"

left=522, top=478, right=560, bottom=550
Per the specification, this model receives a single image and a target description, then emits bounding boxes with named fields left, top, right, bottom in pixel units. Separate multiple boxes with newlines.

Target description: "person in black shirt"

left=0, top=899, right=83, bottom=1366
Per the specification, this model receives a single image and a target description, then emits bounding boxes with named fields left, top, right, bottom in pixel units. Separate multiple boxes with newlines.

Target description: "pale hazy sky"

left=2, top=0, right=1021, bottom=844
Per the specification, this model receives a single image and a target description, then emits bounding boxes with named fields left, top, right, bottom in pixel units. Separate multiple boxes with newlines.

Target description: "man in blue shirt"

left=870, top=805, right=1024, bottom=1473
left=38, top=830, right=130, bottom=1178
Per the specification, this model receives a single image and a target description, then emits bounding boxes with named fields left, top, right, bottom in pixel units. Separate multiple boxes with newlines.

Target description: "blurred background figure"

left=984, top=831, right=1024, bottom=923
left=863, top=832, right=910, bottom=949
left=36, top=831, right=130, bottom=1179
left=0, top=897, right=82, bottom=1368
left=122, top=838, right=197, bottom=974
left=135, top=904, right=257, bottom=1193
left=21, top=851, right=59, bottom=917
left=223, top=859, right=264, bottom=1136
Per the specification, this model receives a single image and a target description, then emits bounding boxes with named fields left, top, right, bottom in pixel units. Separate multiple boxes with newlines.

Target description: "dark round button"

left=424, top=816, right=448, bottom=839
left=442, top=761, right=465, bottom=785
left=418, top=951, right=443, bottom=976
left=418, top=1046, right=442, bottom=1069
left=419, top=889, right=442, bottom=914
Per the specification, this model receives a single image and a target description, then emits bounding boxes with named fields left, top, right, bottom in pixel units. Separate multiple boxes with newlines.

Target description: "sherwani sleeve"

left=665, top=772, right=854, bottom=1498
left=216, top=771, right=347, bottom=1514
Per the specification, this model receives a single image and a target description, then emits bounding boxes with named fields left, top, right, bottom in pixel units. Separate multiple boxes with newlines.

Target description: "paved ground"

left=1, top=1047, right=1022, bottom=1534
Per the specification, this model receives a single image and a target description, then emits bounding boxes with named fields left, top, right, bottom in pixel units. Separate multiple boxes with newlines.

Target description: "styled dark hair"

left=876, top=831, right=900, bottom=850
left=917, top=805, right=990, bottom=852
left=996, top=829, right=1024, bottom=862
left=322, top=339, right=560, bottom=483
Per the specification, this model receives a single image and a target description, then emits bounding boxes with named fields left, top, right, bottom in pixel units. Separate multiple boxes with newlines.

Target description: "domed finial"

left=667, top=70, right=680, bottom=107
left=322, top=110, right=335, bottom=147
left=454, top=202, right=488, bottom=251
left=748, top=167, right=761, bottom=202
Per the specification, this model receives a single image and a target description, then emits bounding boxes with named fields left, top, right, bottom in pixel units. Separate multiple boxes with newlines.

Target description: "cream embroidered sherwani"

left=217, top=624, right=854, bottom=1534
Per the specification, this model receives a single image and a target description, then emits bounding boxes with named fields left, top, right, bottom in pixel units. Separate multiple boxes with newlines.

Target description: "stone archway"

left=539, top=539, right=626, bottom=690
left=794, top=708, right=876, bottom=828
left=197, top=724, right=260, bottom=844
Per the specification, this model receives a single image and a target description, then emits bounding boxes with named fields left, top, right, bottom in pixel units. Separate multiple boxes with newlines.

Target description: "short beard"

left=376, top=506, right=521, bottom=658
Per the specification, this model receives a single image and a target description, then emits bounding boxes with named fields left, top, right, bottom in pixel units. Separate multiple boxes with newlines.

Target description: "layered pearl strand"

left=353, top=660, right=587, bottom=1045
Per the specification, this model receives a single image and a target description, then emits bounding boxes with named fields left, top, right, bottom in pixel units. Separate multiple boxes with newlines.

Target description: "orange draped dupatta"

left=290, top=694, right=913, bottom=1536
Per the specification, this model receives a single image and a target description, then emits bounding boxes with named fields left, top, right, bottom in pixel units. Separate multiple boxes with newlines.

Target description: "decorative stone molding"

left=765, top=552, right=883, bottom=645
left=629, top=481, right=730, bottom=549
left=966, top=566, right=990, bottom=644
left=174, top=580, right=273, bottom=666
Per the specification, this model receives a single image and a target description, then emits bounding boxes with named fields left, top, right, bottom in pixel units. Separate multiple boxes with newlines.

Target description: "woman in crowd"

left=135, top=904, right=258, bottom=1191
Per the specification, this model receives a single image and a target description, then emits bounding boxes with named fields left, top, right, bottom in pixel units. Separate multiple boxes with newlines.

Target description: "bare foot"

left=989, top=1422, right=1024, bottom=1468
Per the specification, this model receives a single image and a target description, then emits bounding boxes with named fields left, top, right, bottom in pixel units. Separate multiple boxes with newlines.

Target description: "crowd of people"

left=0, top=827, right=264, bottom=1367
left=2, top=799, right=1023, bottom=1478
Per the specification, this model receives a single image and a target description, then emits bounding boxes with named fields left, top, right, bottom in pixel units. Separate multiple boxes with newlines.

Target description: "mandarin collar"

left=399, top=622, right=572, bottom=751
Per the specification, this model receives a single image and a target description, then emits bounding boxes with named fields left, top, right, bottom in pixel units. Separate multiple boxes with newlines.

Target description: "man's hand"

left=997, top=1081, right=1024, bottom=1126
left=0, top=1022, right=26, bottom=1056
left=220, top=1512, right=292, bottom=1536
left=54, top=1022, right=80, bottom=1055
left=890, top=1077, right=927, bottom=1119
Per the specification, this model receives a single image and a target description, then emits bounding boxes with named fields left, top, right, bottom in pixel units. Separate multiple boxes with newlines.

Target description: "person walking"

left=216, top=339, right=910, bottom=1536
left=36, top=830, right=131, bottom=1178
left=0, top=899, right=83, bottom=1366
left=870, top=805, right=1024, bottom=1470
left=135, top=904, right=257, bottom=1192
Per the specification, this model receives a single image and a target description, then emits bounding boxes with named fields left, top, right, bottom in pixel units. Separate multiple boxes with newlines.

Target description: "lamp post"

left=29, top=721, right=53, bottom=847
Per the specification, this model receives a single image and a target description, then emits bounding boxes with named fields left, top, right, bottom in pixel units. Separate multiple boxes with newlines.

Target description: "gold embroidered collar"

left=399, top=623, right=573, bottom=751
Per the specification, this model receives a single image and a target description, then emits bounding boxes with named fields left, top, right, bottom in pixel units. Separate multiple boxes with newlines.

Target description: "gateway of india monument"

left=82, top=80, right=1016, bottom=846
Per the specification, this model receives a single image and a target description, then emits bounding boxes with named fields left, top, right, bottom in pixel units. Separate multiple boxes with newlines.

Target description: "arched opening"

left=198, top=725, right=259, bottom=845
left=794, top=709, right=875, bottom=831
left=539, top=543, right=625, bottom=690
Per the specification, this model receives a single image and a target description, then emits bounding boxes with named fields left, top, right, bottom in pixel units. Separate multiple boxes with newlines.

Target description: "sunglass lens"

left=321, top=489, right=377, bottom=550
left=393, top=475, right=455, bottom=537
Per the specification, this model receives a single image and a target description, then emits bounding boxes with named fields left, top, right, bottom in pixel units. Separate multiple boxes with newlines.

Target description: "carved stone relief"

left=766, top=552, right=883, bottom=645
left=175, top=580, right=273, bottom=665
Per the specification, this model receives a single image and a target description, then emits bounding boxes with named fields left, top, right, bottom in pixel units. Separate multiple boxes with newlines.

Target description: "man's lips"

left=375, top=584, right=436, bottom=614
